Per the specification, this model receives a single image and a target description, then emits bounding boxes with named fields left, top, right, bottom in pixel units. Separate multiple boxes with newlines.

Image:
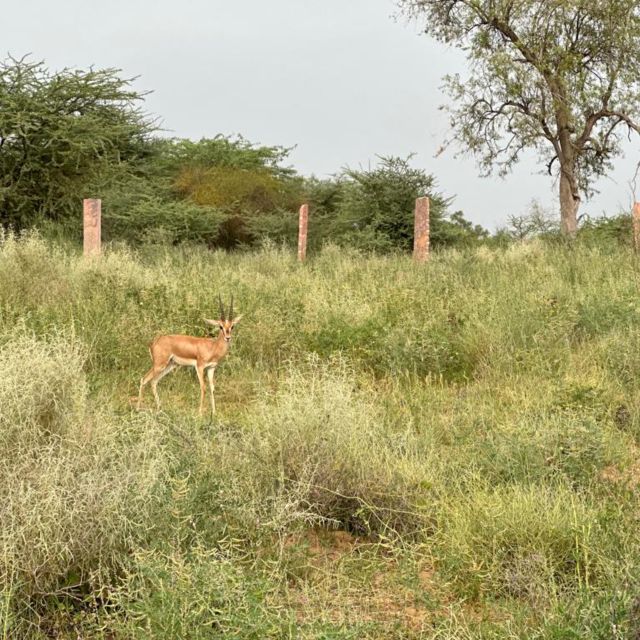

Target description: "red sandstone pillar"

left=83, top=198, right=101, bottom=257
left=298, top=203, right=309, bottom=262
left=413, top=197, right=430, bottom=263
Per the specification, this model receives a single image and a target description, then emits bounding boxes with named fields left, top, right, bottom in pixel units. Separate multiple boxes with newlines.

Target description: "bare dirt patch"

left=283, top=528, right=437, bottom=633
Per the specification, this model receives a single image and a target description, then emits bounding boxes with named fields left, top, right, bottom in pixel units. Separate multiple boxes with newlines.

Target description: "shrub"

left=0, top=331, right=172, bottom=636
left=209, top=358, right=430, bottom=539
left=105, top=546, right=289, bottom=639
left=307, top=156, right=487, bottom=252
left=435, top=485, right=611, bottom=602
left=106, top=196, right=229, bottom=246
left=0, top=333, right=87, bottom=449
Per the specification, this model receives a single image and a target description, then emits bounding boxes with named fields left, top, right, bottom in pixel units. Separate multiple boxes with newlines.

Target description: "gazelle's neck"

left=215, top=331, right=232, bottom=354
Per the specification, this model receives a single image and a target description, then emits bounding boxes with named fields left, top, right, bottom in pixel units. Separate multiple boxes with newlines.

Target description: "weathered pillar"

left=298, top=203, right=309, bottom=262
left=633, top=202, right=640, bottom=253
left=413, top=196, right=430, bottom=263
left=83, top=198, right=101, bottom=257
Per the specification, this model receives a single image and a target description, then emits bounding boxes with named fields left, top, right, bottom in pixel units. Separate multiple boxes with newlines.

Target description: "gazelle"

left=137, top=296, right=242, bottom=416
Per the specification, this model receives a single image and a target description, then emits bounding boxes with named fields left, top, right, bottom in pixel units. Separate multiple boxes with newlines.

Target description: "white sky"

left=7, top=0, right=640, bottom=229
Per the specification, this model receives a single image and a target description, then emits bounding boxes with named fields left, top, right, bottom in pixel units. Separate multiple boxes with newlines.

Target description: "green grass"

left=1, top=231, right=640, bottom=638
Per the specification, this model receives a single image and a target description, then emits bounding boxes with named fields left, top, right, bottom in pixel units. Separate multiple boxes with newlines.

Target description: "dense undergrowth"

left=1, top=232, right=640, bottom=638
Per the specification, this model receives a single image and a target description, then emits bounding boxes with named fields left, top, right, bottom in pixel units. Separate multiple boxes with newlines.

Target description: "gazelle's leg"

left=150, top=362, right=175, bottom=411
left=138, top=367, right=157, bottom=410
left=207, top=366, right=216, bottom=416
left=196, top=365, right=206, bottom=416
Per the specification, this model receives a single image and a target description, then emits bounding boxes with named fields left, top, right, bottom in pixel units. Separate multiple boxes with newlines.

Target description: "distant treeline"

left=0, top=56, right=631, bottom=251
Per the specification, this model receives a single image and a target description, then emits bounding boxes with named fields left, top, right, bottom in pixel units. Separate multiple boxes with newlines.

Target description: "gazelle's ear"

left=232, top=315, right=243, bottom=325
left=204, top=318, right=223, bottom=327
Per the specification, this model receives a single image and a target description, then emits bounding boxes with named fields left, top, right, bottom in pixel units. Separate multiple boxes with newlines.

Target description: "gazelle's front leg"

left=196, top=365, right=206, bottom=416
left=207, top=366, right=216, bottom=415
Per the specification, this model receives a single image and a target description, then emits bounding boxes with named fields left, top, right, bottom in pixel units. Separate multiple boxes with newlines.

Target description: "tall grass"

left=1, top=232, right=640, bottom=637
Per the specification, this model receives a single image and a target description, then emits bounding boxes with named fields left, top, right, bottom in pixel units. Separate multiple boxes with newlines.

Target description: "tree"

left=169, top=136, right=303, bottom=248
left=242, top=156, right=487, bottom=252
left=332, top=156, right=452, bottom=251
left=397, top=0, right=640, bottom=237
left=0, top=56, right=153, bottom=230
left=100, top=136, right=303, bottom=248
left=504, top=199, right=559, bottom=241
left=312, top=156, right=486, bottom=252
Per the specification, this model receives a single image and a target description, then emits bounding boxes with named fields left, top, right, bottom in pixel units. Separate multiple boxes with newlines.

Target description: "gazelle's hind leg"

left=138, top=359, right=174, bottom=410
left=150, top=362, right=176, bottom=410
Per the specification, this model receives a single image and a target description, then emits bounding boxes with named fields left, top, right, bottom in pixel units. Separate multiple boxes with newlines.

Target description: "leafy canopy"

left=398, top=1, right=640, bottom=197
left=0, top=57, right=485, bottom=252
left=0, top=56, right=153, bottom=229
left=102, top=136, right=302, bottom=248
left=253, top=156, right=487, bottom=252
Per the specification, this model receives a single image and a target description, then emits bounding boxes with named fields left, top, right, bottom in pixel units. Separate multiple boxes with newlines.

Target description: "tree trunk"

left=559, top=166, right=580, bottom=238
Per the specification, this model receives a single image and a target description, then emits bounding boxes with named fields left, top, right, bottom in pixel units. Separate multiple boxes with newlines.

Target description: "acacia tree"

left=0, top=56, right=153, bottom=230
left=397, top=0, right=640, bottom=236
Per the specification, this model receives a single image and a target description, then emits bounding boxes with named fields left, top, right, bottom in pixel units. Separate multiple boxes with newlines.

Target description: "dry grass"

left=0, top=330, right=173, bottom=636
left=1, top=233, right=640, bottom=637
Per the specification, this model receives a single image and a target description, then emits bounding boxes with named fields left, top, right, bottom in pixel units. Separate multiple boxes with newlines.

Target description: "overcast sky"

left=7, top=0, right=640, bottom=229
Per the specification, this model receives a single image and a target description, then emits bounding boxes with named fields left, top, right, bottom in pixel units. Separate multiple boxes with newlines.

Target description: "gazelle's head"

left=204, top=295, right=242, bottom=343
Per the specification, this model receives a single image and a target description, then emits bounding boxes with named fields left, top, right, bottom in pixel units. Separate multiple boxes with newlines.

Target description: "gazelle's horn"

left=229, top=294, right=234, bottom=320
left=218, top=294, right=226, bottom=321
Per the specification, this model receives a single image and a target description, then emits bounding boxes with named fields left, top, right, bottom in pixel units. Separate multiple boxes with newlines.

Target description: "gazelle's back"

left=151, top=334, right=210, bottom=348
left=151, top=334, right=216, bottom=361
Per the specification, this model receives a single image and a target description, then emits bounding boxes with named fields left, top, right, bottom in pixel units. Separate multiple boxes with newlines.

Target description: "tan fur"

left=137, top=316, right=241, bottom=416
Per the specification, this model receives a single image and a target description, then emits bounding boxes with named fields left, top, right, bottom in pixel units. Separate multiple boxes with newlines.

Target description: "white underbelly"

left=172, top=356, right=198, bottom=367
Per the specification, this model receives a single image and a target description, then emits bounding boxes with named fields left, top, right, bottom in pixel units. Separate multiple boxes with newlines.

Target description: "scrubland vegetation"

left=2, top=50, right=640, bottom=639
left=0, top=57, right=487, bottom=254
left=1, top=231, right=640, bottom=638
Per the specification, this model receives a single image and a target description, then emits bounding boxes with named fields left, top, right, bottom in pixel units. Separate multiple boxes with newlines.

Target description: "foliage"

left=398, top=0, right=640, bottom=235
left=0, top=327, right=172, bottom=638
left=501, top=200, right=561, bottom=241
left=332, top=156, right=439, bottom=251
left=330, top=156, right=487, bottom=251
left=106, top=196, right=229, bottom=246
left=111, top=547, right=289, bottom=639
left=0, top=56, right=153, bottom=230
left=250, top=156, right=487, bottom=252
left=100, top=135, right=303, bottom=248
left=2, top=234, right=640, bottom=636
left=159, top=135, right=295, bottom=176
left=578, top=211, right=633, bottom=248
left=175, top=165, right=301, bottom=249
left=0, top=57, right=484, bottom=252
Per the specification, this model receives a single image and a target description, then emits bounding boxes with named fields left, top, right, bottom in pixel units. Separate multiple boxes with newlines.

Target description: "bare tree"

left=397, top=0, right=640, bottom=237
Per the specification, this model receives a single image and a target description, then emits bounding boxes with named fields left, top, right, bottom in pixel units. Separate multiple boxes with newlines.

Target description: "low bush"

left=208, top=358, right=431, bottom=539
left=106, top=546, right=289, bottom=640
left=0, top=331, right=172, bottom=637
left=435, top=485, right=613, bottom=602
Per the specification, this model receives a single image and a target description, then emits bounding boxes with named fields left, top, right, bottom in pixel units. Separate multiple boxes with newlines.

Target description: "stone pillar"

left=298, top=203, right=309, bottom=262
left=634, top=202, right=640, bottom=254
left=413, top=196, right=430, bottom=263
left=83, top=198, right=101, bottom=257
